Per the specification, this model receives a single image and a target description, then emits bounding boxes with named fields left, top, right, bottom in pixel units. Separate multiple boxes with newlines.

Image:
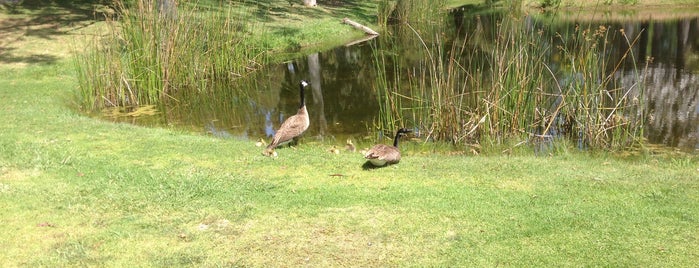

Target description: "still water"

left=109, top=7, right=699, bottom=151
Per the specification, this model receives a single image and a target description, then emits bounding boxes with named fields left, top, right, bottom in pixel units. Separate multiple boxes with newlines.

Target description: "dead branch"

left=342, top=18, right=379, bottom=36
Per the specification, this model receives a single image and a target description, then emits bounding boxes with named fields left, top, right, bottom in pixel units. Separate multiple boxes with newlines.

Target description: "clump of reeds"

left=75, top=0, right=264, bottom=111
left=372, top=0, right=471, bottom=142
left=372, top=1, right=646, bottom=152
left=552, top=24, right=646, bottom=150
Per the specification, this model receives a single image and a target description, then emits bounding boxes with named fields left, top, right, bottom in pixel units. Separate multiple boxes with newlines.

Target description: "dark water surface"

left=108, top=7, right=699, bottom=151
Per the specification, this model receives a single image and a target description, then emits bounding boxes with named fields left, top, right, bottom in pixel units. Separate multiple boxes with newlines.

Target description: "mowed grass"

left=2, top=62, right=699, bottom=266
left=2, top=1, right=699, bottom=267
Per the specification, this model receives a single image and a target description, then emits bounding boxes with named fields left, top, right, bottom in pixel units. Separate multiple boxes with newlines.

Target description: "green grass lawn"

left=1, top=60, right=698, bottom=266
left=1, top=1, right=699, bottom=267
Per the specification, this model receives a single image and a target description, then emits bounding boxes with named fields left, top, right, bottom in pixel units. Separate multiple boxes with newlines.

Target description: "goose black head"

left=392, top=128, right=412, bottom=147
left=397, top=128, right=412, bottom=135
left=298, top=80, right=309, bottom=108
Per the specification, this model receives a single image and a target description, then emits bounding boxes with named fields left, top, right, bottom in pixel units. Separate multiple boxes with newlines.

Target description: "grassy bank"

left=5, top=60, right=699, bottom=267
left=524, top=0, right=699, bottom=8
left=2, top=61, right=699, bottom=266
left=2, top=1, right=699, bottom=267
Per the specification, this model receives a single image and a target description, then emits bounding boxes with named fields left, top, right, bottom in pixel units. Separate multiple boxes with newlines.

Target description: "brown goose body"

left=263, top=80, right=310, bottom=156
left=364, top=128, right=411, bottom=166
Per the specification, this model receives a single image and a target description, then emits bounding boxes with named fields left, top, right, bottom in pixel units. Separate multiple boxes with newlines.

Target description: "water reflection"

left=603, top=18, right=699, bottom=150
left=635, top=67, right=699, bottom=149
left=112, top=8, right=699, bottom=151
left=153, top=43, right=381, bottom=143
left=537, top=14, right=699, bottom=150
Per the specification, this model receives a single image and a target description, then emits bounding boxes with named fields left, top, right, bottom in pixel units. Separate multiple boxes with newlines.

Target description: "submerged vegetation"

left=372, top=0, right=647, bottom=152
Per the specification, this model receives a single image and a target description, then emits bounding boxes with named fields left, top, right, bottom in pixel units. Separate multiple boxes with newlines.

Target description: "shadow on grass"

left=0, top=0, right=107, bottom=65
left=0, top=47, right=59, bottom=64
left=248, top=0, right=376, bottom=23
left=242, top=0, right=377, bottom=49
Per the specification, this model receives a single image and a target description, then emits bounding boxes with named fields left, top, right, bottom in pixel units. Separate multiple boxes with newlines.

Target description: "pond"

left=106, top=5, right=699, bottom=152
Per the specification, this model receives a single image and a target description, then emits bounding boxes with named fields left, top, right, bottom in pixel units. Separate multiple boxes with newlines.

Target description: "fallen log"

left=342, top=18, right=379, bottom=36
left=344, top=34, right=378, bottom=46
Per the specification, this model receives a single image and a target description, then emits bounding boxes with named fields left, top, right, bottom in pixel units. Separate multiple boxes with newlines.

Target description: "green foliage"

left=541, top=0, right=562, bottom=8
left=75, top=0, right=264, bottom=110
left=371, top=3, right=646, bottom=152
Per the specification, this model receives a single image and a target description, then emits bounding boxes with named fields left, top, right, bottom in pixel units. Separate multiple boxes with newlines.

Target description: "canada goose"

left=364, top=128, right=411, bottom=166
left=262, top=80, right=310, bottom=156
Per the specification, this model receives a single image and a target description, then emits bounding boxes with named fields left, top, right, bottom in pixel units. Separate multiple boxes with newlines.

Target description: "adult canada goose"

left=364, top=128, right=411, bottom=166
left=262, top=80, right=310, bottom=156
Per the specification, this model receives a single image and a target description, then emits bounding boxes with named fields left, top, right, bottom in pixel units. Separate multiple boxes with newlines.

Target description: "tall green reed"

left=475, top=8, right=550, bottom=147
left=76, top=0, right=264, bottom=111
left=374, top=0, right=499, bottom=144
left=373, top=0, right=472, bottom=142
left=370, top=38, right=402, bottom=134
left=372, top=1, right=646, bottom=152
left=553, top=24, right=646, bottom=150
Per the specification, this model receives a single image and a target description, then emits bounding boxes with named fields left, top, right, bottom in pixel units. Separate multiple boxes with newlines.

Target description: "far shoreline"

left=523, top=1, right=699, bottom=21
